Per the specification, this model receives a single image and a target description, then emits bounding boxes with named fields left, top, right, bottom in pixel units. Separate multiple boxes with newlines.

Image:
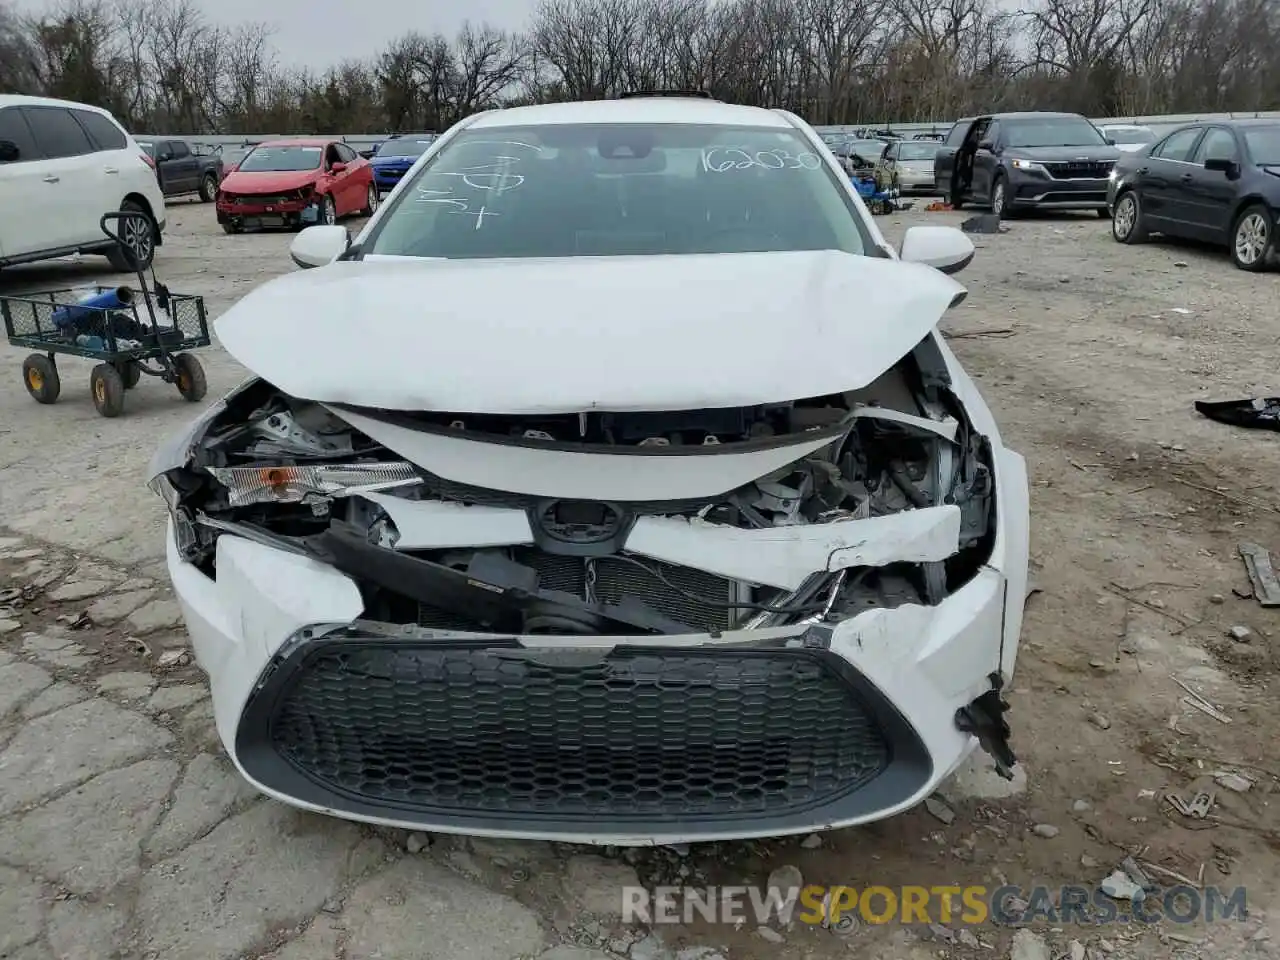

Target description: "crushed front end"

left=150, top=333, right=1029, bottom=843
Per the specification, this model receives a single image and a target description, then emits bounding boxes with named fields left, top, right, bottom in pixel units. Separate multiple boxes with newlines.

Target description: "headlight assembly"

left=206, top=462, right=420, bottom=507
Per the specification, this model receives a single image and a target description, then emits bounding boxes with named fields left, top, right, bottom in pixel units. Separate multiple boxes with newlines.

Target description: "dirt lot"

left=1, top=197, right=1279, bottom=960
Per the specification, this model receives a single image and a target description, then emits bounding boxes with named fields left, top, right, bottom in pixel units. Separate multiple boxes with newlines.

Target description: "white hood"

left=214, top=251, right=965, bottom=414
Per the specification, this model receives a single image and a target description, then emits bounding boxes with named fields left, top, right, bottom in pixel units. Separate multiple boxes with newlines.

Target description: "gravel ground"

left=1, top=197, right=1279, bottom=960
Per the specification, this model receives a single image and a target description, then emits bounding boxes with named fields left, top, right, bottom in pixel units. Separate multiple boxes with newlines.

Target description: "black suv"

left=934, top=112, right=1121, bottom=218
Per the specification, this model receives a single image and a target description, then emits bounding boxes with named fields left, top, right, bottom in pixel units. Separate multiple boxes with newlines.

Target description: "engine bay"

left=158, top=336, right=996, bottom=637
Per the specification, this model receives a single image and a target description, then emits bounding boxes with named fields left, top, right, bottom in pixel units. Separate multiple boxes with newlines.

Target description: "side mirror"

left=0, top=139, right=18, bottom=162
left=1204, top=157, right=1238, bottom=177
left=1105, top=138, right=1117, bottom=146
left=330, top=161, right=347, bottom=173
left=290, top=225, right=350, bottom=269
left=899, top=225, right=975, bottom=276
left=977, top=139, right=995, bottom=152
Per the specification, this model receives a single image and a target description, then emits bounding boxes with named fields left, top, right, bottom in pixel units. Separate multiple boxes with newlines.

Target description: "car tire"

left=1231, top=203, right=1274, bottom=272
left=90, top=363, right=126, bottom=418
left=115, top=359, right=141, bottom=389
left=990, top=174, right=1009, bottom=219
left=1111, top=191, right=1147, bottom=244
left=360, top=183, right=379, bottom=217
left=321, top=194, right=337, bottom=226
left=105, top=200, right=155, bottom=272
left=221, top=221, right=241, bottom=235
left=198, top=172, right=218, bottom=203
left=173, top=353, right=207, bottom=403
left=22, top=354, right=60, bottom=404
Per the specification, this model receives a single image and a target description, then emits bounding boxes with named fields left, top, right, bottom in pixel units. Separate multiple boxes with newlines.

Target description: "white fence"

left=145, top=110, right=1280, bottom=149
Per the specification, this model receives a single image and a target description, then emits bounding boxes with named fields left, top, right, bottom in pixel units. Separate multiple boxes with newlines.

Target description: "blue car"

left=370, top=135, right=437, bottom=195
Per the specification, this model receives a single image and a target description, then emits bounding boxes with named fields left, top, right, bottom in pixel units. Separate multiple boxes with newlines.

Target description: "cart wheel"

left=90, top=363, right=126, bottom=418
left=173, top=354, right=207, bottom=403
left=115, top=360, right=141, bottom=389
left=22, top=354, right=60, bottom=404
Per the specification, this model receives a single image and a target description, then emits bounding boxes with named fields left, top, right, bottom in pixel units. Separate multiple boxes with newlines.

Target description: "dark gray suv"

left=934, top=112, right=1121, bottom=218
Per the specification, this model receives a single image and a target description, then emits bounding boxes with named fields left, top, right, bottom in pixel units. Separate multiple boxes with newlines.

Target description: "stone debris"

left=766, top=863, right=804, bottom=895
left=1072, top=799, right=1092, bottom=812
left=86, top=590, right=155, bottom=624
left=564, top=855, right=641, bottom=917
left=925, top=795, right=956, bottom=824
left=1089, top=713, right=1111, bottom=730
left=1009, top=928, right=1050, bottom=960
left=47, top=579, right=115, bottom=602
left=97, top=671, right=157, bottom=700
left=0, top=618, right=20, bottom=635
left=1100, top=869, right=1144, bottom=901
left=405, top=832, right=430, bottom=854
left=126, top=599, right=184, bottom=633
left=1228, top=625, right=1252, bottom=642
left=800, top=832, right=823, bottom=848
left=755, top=926, right=785, bottom=944
left=1031, top=823, right=1060, bottom=838
left=1068, top=940, right=1086, bottom=960
left=1214, top=771, right=1253, bottom=792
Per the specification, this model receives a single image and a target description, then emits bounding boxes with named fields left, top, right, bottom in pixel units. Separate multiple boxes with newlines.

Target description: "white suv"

left=0, top=95, right=166, bottom=271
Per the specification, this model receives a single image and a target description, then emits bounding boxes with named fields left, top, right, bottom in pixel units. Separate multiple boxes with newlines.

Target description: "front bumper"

left=216, top=198, right=320, bottom=230
left=165, top=480, right=1026, bottom=844
left=1006, top=170, right=1111, bottom=210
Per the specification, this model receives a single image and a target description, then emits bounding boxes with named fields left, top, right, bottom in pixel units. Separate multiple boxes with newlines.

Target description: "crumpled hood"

left=220, top=169, right=321, bottom=193
left=214, top=250, right=966, bottom=414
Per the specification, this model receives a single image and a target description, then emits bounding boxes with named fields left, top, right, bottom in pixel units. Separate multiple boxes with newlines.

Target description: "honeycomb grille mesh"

left=265, top=645, right=891, bottom=819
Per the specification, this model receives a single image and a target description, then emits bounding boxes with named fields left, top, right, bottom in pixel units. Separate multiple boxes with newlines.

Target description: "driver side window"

left=324, top=144, right=341, bottom=169
left=1152, top=128, right=1202, bottom=162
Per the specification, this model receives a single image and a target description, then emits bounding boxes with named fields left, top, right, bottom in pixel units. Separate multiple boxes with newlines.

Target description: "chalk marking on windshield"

left=701, top=148, right=822, bottom=172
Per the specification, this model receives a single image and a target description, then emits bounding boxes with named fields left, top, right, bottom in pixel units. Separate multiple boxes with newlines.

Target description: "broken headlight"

left=206, top=462, right=420, bottom=507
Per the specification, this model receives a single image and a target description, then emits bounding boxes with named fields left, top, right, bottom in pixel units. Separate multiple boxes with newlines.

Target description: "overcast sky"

left=12, top=0, right=539, bottom=69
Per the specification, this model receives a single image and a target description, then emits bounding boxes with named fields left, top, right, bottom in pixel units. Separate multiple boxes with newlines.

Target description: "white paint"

left=851, top=404, right=959, bottom=441
left=360, top=492, right=534, bottom=549
left=331, top=407, right=843, bottom=501
left=215, top=250, right=964, bottom=414
left=166, top=526, right=1019, bottom=843
left=898, top=226, right=975, bottom=274
left=0, top=93, right=166, bottom=266
left=289, top=225, right=349, bottom=268
left=626, top=506, right=962, bottom=590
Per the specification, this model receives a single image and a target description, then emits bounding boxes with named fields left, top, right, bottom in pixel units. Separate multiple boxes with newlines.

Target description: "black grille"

left=1042, top=160, right=1113, bottom=180
left=416, top=551, right=736, bottom=633
left=244, top=642, right=892, bottom=821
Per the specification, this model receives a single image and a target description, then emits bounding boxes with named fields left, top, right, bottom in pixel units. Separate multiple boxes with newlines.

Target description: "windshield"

left=376, top=138, right=434, bottom=159
left=366, top=123, right=870, bottom=259
left=237, top=146, right=322, bottom=172
left=1106, top=127, right=1154, bottom=144
left=1005, top=118, right=1106, bottom=148
left=1245, top=127, right=1280, bottom=165
left=897, top=142, right=938, bottom=161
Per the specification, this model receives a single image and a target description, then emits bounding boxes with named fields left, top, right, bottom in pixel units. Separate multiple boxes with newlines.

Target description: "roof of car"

left=989, top=111, right=1086, bottom=120
left=0, top=94, right=117, bottom=116
left=467, top=98, right=793, bottom=129
left=254, top=138, right=334, bottom=147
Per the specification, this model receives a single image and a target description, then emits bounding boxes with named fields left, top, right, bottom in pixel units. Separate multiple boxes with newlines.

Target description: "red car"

left=215, top=138, right=378, bottom=234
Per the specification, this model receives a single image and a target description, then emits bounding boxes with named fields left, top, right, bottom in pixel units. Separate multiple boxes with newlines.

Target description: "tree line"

left=1, top=0, right=1277, bottom=136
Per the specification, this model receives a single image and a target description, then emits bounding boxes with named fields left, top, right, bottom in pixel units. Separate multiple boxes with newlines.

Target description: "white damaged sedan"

left=148, top=95, right=1030, bottom=844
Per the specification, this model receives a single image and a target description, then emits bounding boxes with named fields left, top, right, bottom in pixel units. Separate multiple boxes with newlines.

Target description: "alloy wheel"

left=991, top=181, right=1004, bottom=217
left=1235, top=213, right=1268, bottom=265
left=1114, top=195, right=1135, bottom=240
left=124, top=215, right=153, bottom=262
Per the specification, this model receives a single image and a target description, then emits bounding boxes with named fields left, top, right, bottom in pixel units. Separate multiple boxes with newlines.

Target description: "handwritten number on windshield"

left=701, top=148, right=823, bottom=172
